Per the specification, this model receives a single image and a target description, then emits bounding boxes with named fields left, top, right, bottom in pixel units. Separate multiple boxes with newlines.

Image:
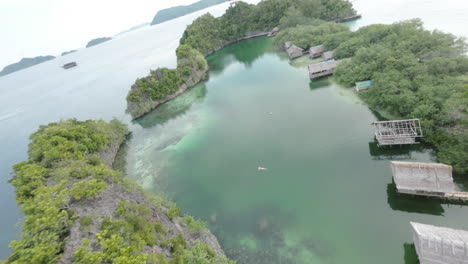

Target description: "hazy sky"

left=0, top=0, right=198, bottom=69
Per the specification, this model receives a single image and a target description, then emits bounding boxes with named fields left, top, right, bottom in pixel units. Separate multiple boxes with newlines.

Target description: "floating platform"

left=372, top=119, right=423, bottom=146
left=411, top=222, right=468, bottom=264
left=63, top=62, right=77, bottom=69
left=391, top=161, right=468, bottom=200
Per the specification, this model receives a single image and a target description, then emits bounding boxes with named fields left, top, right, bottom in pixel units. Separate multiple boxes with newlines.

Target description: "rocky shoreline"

left=127, top=64, right=209, bottom=119
left=127, top=31, right=271, bottom=120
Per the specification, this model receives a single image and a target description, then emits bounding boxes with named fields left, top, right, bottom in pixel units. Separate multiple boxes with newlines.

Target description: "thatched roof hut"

left=284, top=42, right=304, bottom=59
left=268, top=27, right=279, bottom=37
left=308, top=60, right=340, bottom=79
left=309, top=45, right=325, bottom=58
left=391, top=161, right=456, bottom=196
left=411, top=222, right=468, bottom=264
left=321, top=50, right=335, bottom=61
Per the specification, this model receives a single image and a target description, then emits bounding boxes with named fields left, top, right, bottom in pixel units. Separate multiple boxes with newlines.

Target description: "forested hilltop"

left=0, top=56, right=55, bottom=77
left=127, top=0, right=356, bottom=118
left=276, top=19, right=468, bottom=174
left=2, top=119, right=232, bottom=264
left=86, top=37, right=112, bottom=48
left=151, top=0, right=229, bottom=25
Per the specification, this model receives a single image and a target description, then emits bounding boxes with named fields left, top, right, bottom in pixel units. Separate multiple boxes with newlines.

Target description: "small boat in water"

left=62, top=62, right=77, bottom=69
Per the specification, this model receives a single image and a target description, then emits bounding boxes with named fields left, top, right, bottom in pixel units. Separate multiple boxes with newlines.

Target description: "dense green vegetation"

left=3, top=119, right=230, bottom=263
left=0, top=56, right=55, bottom=77
left=129, top=0, right=356, bottom=118
left=280, top=19, right=468, bottom=173
left=180, top=0, right=356, bottom=55
left=273, top=20, right=352, bottom=49
left=86, top=37, right=112, bottom=48
left=151, top=0, right=229, bottom=25
left=126, top=45, right=207, bottom=105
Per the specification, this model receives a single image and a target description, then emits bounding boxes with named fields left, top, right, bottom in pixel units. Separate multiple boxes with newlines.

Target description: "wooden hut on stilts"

left=372, top=119, right=423, bottom=146
left=410, top=222, right=468, bottom=264
left=390, top=161, right=468, bottom=200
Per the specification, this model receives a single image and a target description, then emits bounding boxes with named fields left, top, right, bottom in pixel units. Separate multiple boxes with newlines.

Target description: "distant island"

left=61, top=50, right=77, bottom=56
left=115, top=22, right=150, bottom=37
left=86, top=37, right=112, bottom=48
left=151, top=0, right=229, bottom=25
left=0, top=56, right=55, bottom=77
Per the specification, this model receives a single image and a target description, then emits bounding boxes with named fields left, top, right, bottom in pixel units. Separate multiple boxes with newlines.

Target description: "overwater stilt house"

left=309, top=45, right=326, bottom=58
left=284, top=41, right=304, bottom=59
left=268, top=27, right=279, bottom=37
left=321, top=50, right=335, bottom=61
left=308, top=60, right=340, bottom=79
left=372, top=119, right=423, bottom=146
left=410, top=222, right=468, bottom=264
left=390, top=161, right=468, bottom=200
left=355, top=80, right=372, bottom=92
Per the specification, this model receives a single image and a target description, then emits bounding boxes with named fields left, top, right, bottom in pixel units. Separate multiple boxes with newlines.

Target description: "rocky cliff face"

left=127, top=62, right=209, bottom=119
left=4, top=119, right=229, bottom=263
left=59, top=126, right=226, bottom=263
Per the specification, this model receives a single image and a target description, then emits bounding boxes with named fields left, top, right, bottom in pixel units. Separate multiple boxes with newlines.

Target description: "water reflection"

left=386, top=183, right=445, bottom=216
left=207, top=37, right=274, bottom=74
left=368, top=142, right=413, bottom=160
left=309, top=78, right=333, bottom=90
left=403, top=243, right=419, bottom=264
left=134, top=83, right=207, bottom=128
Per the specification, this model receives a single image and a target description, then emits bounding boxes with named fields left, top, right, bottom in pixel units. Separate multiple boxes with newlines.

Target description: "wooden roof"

left=321, top=50, right=335, bottom=61
left=309, top=45, right=325, bottom=54
left=391, top=161, right=456, bottom=193
left=308, top=60, right=340, bottom=73
left=411, top=222, right=468, bottom=263
left=286, top=44, right=304, bottom=59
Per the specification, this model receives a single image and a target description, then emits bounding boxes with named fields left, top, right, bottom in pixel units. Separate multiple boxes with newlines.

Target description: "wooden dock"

left=333, top=14, right=362, bottom=23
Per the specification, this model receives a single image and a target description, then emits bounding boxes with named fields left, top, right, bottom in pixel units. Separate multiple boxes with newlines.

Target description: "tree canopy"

left=280, top=18, right=467, bottom=173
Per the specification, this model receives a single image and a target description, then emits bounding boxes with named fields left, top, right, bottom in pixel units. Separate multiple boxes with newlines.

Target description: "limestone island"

left=3, top=119, right=232, bottom=263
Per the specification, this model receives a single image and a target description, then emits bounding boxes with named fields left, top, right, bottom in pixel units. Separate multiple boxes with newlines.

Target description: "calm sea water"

left=0, top=0, right=467, bottom=261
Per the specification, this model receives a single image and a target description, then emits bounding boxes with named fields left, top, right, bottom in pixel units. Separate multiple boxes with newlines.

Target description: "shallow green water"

left=126, top=38, right=468, bottom=264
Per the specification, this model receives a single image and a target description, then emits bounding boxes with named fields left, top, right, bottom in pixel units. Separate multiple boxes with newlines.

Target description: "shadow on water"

left=368, top=142, right=430, bottom=161
left=403, top=243, right=420, bottom=264
left=207, top=37, right=275, bottom=74
left=309, top=78, right=332, bottom=90
left=133, top=83, right=207, bottom=129
left=386, top=183, right=445, bottom=216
